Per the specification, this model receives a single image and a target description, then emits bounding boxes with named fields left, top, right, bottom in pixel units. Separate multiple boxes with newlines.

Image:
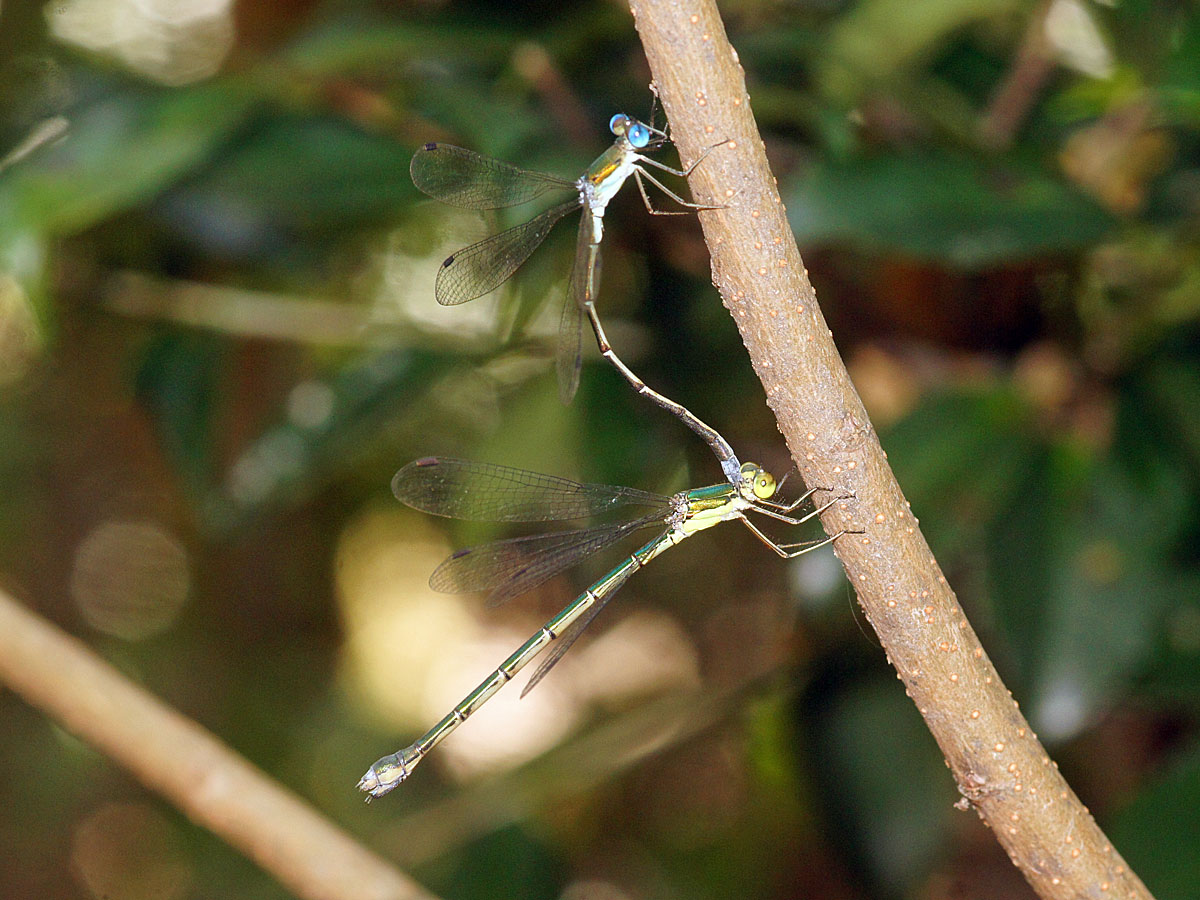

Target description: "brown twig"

left=627, top=2, right=1154, bottom=897
left=0, top=587, right=438, bottom=900
left=979, top=0, right=1056, bottom=150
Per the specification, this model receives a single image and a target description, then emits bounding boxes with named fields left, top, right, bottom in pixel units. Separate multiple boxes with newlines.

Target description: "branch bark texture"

left=0, top=588, right=437, bottom=900
left=628, top=2, right=1153, bottom=897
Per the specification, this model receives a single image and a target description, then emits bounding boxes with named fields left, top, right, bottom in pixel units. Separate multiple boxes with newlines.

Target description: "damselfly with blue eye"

left=358, top=456, right=851, bottom=797
left=411, top=115, right=739, bottom=480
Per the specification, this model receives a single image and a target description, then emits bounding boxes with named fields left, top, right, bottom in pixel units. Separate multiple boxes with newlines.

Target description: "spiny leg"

left=633, top=167, right=724, bottom=215
left=748, top=493, right=843, bottom=527
left=638, top=138, right=726, bottom=178
left=737, top=514, right=851, bottom=559
left=633, top=170, right=689, bottom=217
left=753, top=483, right=821, bottom=513
left=757, top=472, right=856, bottom=513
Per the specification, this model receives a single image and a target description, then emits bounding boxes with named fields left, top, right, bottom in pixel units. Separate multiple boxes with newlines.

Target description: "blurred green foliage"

left=1, top=0, right=1199, bottom=898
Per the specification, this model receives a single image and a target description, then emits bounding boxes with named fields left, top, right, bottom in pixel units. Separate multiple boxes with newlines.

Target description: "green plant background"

left=1, top=0, right=1197, bottom=898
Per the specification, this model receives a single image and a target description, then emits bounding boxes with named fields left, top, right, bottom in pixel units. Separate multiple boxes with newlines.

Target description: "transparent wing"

left=430, top=515, right=663, bottom=607
left=434, top=200, right=580, bottom=306
left=411, top=143, right=574, bottom=210
left=392, top=457, right=670, bottom=522
left=520, top=565, right=634, bottom=697
left=555, top=214, right=600, bottom=404
left=556, top=281, right=584, bottom=404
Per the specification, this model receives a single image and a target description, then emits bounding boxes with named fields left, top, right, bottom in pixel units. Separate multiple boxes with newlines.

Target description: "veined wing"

left=392, top=457, right=670, bottom=522
left=556, top=280, right=584, bottom=405
left=434, top=200, right=579, bottom=306
left=555, top=212, right=602, bottom=404
left=430, top=514, right=665, bottom=607
left=411, top=143, right=575, bottom=210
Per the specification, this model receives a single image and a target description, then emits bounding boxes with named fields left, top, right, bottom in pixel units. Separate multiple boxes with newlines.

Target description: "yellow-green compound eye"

left=739, top=463, right=777, bottom=500
left=753, top=471, right=776, bottom=500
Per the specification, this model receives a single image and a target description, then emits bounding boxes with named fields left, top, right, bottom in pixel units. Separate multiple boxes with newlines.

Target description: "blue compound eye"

left=628, top=123, right=650, bottom=148
left=609, top=114, right=629, bottom=136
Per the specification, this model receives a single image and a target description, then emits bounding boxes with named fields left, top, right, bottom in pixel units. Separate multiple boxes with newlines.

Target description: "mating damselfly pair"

left=358, top=109, right=851, bottom=796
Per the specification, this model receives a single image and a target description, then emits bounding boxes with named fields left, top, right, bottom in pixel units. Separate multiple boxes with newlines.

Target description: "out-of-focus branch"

left=979, top=0, right=1056, bottom=150
left=627, top=2, right=1154, bottom=898
left=0, top=587, right=437, bottom=900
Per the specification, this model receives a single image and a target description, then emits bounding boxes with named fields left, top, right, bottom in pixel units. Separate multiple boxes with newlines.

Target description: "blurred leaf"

left=817, top=0, right=1024, bottom=104
left=1136, top=350, right=1200, bottom=477
left=1095, top=0, right=1194, bottom=88
left=157, top=114, right=413, bottom=256
left=1142, top=600, right=1200, bottom=702
left=282, top=20, right=521, bottom=75
left=1163, top=15, right=1200, bottom=120
left=0, top=252, right=46, bottom=361
left=890, top=374, right=1195, bottom=738
left=1, top=79, right=257, bottom=236
left=207, top=347, right=464, bottom=528
left=134, top=333, right=225, bottom=496
left=431, top=824, right=566, bottom=900
left=1024, top=455, right=1187, bottom=740
left=988, top=378, right=1193, bottom=736
left=134, top=336, right=472, bottom=529
left=787, top=151, right=1113, bottom=267
left=1109, top=742, right=1200, bottom=900
left=884, top=387, right=1038, bottom=558
left=0, top=395, right=40, bottom=547
left=981, top=440, right=1062, bottom=680
left=811, top=677, right=959, bottom=889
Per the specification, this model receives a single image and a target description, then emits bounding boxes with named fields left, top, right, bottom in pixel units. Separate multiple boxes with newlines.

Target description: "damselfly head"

left=739, top=462, right=777, bottom=501
left=609, top=113, right=653, bottom=149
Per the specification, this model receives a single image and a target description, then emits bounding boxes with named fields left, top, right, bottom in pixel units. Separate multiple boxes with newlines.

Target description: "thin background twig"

left=627, top=1, right=1154, bottom=897
left=0, top=587, right=438, bottom=900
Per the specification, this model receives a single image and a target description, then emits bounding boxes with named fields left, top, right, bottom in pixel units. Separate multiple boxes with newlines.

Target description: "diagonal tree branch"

left=0, top=587, right=438, bottom=900
left=627, top=2, right=1154, bottom=897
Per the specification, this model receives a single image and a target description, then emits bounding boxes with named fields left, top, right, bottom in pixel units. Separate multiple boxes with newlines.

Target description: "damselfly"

left=358, top=456, right=848, bottom=797
left=411, top=116, right=739, bottom=479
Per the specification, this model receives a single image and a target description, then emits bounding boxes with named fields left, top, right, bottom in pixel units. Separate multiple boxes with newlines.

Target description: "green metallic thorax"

left=678, top=483, right=745, bottom=537
left=685, top=482, right=738, bottom=507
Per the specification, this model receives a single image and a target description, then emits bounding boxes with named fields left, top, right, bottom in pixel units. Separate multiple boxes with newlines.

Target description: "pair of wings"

left=410, top=143, right=604, bottom=402
left=392, top=457, right=676, bottom=692
left=392, top=457, right=671, bottom=605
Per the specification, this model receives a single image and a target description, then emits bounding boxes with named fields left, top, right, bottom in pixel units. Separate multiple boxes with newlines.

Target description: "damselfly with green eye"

left=358, top=456, right=851, bottom=797
left=411, top=116, right=739, bottom=480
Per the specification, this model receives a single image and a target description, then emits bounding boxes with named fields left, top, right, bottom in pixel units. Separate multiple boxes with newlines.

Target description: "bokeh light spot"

left=70, top=519, right=189, bottom=640
left=571, top=608, right=700, bottom=705
left=338, top=506, right=584, bottom=779
left=71, top=802, right=192, bottom=900
left=47, top=0, right=235, bottom=86
left=287, top=380, right=335, bottom=431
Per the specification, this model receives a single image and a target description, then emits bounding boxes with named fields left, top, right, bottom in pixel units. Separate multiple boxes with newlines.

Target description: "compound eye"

left=753, top=472, right=776, bottom=500
left=609, top=114, right=630, bottom=136
left=628, top=123, right=650, bottom=148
